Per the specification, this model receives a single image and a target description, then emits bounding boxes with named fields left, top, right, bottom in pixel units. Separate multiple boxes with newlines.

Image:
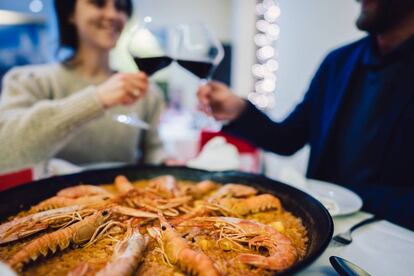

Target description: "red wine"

left=133, top=56, right=173, bottom=76
left=177, top=59, right=214, bottom=79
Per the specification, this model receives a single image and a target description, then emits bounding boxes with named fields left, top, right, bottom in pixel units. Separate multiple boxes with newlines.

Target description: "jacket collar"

left=362, top=34, right=414, bottom=69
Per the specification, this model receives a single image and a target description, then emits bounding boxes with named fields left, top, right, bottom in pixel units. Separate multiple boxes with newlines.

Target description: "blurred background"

left=0, top=0, right=364, bottom=178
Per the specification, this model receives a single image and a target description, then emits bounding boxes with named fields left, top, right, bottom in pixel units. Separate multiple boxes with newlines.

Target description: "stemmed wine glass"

left=128, top=18, right=176, bottom=76
left=175, top=23, right=225, bottom=129
left=176, top=23, right=224, bottom=82
left=112, top=18, right=176, bottom=129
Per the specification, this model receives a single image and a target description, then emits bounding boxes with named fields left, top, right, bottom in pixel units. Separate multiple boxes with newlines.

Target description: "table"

left=300, top=212, right=414, bottom=276
left=3, top=159, right=412, bottom=275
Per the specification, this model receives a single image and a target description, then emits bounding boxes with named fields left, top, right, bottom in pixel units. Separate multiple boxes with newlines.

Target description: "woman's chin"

left=93, top=34, right=120, bottom=50
left=95, top=40, right=118, bottom=51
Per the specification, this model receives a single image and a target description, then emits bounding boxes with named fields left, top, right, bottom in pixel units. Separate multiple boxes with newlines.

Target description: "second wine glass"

left=175, top=23, right=224, bottom=129
left=175, top=23, right=224, bottom=81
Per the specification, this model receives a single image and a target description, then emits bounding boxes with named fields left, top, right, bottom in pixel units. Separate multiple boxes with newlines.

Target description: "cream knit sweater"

left=0, top=63, right=166, bottom=173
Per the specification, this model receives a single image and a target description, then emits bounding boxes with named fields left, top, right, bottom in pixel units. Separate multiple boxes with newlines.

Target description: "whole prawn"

left=183, top=217, right=298, bottom=271
left=147, top=175, right=181, bottom=198
left=30, top=195, right=110, bottom=212
left=208, top=183, right=257, bottom=202
left=114, top=175, right=136, bottom=194
left=214, top=194, right=282, bottom=216
left=7, top=209, right=111, bottom=271
left=0, top=205, right=93, bottom=244
left=184, top=180, right=218, bottom=199
left=96, top=225, right=148, bottom=276
left=148, top=215, right=219, bottom=276
left=57, top=185, right=113, bottom=198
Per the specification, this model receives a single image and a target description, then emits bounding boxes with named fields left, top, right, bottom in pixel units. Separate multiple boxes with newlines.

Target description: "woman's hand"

left=197, top=81, right=246, bottom=121
left=95, top=72, right=149, bottom=109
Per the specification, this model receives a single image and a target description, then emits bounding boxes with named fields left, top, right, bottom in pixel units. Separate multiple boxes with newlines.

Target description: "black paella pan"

left=0, top=165, right=333, bottom=275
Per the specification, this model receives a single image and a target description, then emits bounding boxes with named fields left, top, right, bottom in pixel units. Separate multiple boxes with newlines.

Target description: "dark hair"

left=54, top=0, right=133, bottom=55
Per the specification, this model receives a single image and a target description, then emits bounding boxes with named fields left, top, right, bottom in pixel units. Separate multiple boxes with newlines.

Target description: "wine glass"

left=128, top=18, right=176, bottom=76
left=176, top=23, right=224, bottom=81
left=112, top=18, right=176, bottom=129
left=175, top=23, right=224, bottom=129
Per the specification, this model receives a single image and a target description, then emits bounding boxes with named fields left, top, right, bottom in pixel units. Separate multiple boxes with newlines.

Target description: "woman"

left=0, top=0, right=167, bottom=173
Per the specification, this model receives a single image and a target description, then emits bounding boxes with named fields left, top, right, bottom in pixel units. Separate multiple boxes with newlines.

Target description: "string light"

left=29, top=0, right=43, bottom=13
left=249, top=0, right=280, bottom=109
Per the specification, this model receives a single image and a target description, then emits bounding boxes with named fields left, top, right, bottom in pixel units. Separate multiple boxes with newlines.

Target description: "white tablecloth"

left=300, top=212, right=414, bottom=276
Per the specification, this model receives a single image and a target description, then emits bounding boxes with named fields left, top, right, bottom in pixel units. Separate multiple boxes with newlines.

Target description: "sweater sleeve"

left=140, top=84, right=167, bottom=164
left=0, top=67, right=105, bottom=173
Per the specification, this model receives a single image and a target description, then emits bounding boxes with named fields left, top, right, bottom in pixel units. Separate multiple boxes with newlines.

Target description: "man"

left=197, top=0, right=414, bottom=230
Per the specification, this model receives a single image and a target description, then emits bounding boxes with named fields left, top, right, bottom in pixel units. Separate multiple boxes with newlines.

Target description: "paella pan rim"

left=0, top=165, right=334, bottom=275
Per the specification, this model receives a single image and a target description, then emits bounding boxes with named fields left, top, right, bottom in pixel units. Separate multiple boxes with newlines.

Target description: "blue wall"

left=0, top=0, right=58, bottom=58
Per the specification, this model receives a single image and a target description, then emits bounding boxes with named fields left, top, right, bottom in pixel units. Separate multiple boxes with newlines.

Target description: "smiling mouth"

left=97, top=22, right=122, bottom=34
left=101, top=27, right=118, bottom=34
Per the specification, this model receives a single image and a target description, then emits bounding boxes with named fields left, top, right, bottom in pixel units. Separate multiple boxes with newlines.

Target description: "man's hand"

left=197, top=81, right=246, bottom=121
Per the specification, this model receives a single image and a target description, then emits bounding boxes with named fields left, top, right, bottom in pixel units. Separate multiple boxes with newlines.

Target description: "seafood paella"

left=0, top=175, right=308, bottom=275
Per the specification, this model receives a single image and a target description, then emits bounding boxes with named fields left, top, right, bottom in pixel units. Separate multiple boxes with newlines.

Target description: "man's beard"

left=356, top=0, right=414, bottom=34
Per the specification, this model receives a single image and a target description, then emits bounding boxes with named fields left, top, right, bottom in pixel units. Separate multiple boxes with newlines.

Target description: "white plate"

left=307, top=179, right=363, bottom=216
left=0, top=261, right=16, bottom=276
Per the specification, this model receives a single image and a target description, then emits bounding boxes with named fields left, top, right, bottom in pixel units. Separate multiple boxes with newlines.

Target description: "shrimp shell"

left=185, top=180, right=218, bottom=198
left=30, top=195, right=110, bottom=212
left=57, top=185, right=112, bottom=198
left=7, top=210, right=110, bottom=271
left=208, top=183, right=257, bottom=202
left=147, top=175, right=181, bottom=198
left=148, top=216, right=220, bottom=276
left=114, top=175, right=135, bottom=194
left=96, top=227, right=148, bottom=276
left=0, top=205, right=90, bottom=244
left=190, top=217, right=298, bottom=271
left=217, top=194, right=282, bottom=216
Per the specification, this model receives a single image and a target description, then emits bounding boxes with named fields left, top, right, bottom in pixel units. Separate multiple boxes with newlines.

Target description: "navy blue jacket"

left=224, top=36, right=414, bottom=229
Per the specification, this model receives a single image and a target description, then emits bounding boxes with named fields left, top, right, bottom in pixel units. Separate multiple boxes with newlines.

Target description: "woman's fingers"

left=125, top=86, right=144, bottom=102
left=96, top=73, right=148, bottom=108
left=131, top=90, right=141, bottom=97
left=125, top=73, right=149, bottom=97
left=119, top=73, right=148, bottom=99
left=122, top=96, right=137, bottom=105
